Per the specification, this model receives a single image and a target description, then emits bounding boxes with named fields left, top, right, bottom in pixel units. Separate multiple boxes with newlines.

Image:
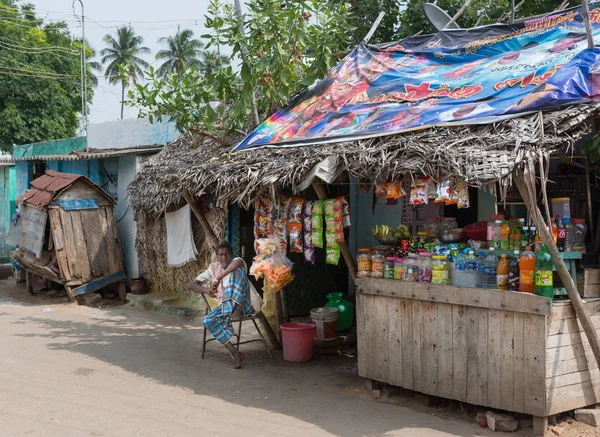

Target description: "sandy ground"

left=0, top=276, right=597, bottom=437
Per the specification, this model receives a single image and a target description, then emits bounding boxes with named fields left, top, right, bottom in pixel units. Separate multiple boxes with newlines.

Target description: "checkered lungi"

left=203, top=268, right=254, bottom=345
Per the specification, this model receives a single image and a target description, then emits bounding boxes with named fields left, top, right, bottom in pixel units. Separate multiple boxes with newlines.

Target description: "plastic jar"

left=441, top=217, right=458, bottom=232
left=572, top=218, right=587, bottom=253
left=371, top=251, right=385, bottom=278
left=357, top=248, right=372, bottom=278
left=417, top=252, right=433, bottom=283
left=424, top=217, right=440, bottom=238
left=488, top=214, right=505, bottom=242
left=394, top=258, right=404, bottom=280
left=384, top=257, right=395, bottom=279
left=403, top=255, right=418, bottom=282
left=432, top=255, right=450, bottom=285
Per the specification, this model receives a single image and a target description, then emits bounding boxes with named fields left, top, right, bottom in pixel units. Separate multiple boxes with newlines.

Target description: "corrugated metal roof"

left=17, top=170, right=114, bottom=208
left=13, top=146, right=162, bottom=162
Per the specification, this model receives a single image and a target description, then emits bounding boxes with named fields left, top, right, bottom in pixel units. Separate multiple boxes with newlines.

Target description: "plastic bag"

left=288, top=222, right=303, bottom=253
left=250, top=239, right=295, bottom=292
left=410, top=176, right=433, bottom=205
left=435, top=176, right=454, bottom=204
left=326, top=247, right=341, bottom=265
left=454, top=178, right=470, bottom=209
left=342, top=198, right=351, bottom=228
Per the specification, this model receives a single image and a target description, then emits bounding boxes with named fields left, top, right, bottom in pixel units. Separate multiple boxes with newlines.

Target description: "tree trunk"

left=120, top=81, right=125, bottom=120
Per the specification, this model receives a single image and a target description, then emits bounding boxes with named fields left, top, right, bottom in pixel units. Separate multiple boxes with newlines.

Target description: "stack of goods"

left=253, top=193, right=351, bottom=266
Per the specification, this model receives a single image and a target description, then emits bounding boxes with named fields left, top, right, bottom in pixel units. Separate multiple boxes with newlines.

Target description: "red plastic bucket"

left=280, top=323, right=316, bottom=362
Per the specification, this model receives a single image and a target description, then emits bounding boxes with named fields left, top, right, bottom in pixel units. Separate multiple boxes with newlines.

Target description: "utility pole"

left=233, top=0, right=260, bottom=127
left=73, top=0, right=88, bottom=148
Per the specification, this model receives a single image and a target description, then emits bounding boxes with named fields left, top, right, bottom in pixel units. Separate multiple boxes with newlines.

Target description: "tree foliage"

left=0, top=0, right=95, bottom=151
left=156, top=27, right=204, bottom=79
left=100, top=26, right=151, bottom=119
left=128, top=0, right=352, bottom=144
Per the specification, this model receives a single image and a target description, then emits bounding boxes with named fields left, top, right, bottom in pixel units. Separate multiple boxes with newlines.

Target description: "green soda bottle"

left=534, top=246, right=554, bottom=299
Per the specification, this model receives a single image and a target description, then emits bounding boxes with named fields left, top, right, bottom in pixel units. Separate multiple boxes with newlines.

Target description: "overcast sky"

left=29, top=0, right=215, bottom=127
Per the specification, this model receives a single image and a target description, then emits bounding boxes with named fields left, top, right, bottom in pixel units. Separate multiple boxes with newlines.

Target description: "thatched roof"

left=129, top=103, right=600, bottom=215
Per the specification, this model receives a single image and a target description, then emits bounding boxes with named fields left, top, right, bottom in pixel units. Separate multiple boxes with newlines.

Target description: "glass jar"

left=572, top=218, right=587, bottom=253
left=384, top=257, right=395, bottom=279
left=394, top=258, right=404, bottom=280
left=417, top=252, right=433, bottom=283
left=357, top=248, right=372, bottom=278
left=424, top=217, right=440, bottom=238
left=371, top=251, right=385, bottom=278
left=432, top=255, right=450, bottom=285
left=441, top=217, right=458, bottom=232
left=403, top=255, right=418, bottom=282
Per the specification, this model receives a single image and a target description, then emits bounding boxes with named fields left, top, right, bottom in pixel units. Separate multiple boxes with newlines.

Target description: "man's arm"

left=213, top=258, right=244, bottom=286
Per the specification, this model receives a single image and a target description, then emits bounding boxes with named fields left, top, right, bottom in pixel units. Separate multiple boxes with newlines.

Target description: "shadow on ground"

left=3, top=281, right=496, bottom=437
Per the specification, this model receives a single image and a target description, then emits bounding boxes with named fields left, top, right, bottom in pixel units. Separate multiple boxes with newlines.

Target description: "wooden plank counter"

left=356, top=279, right=600, bottom=434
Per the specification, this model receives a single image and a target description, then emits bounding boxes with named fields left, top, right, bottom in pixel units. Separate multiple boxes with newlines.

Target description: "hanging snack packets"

left=312, top=229, right=323, bottom=248
left=254, top=195, right=270, bottom=238
left=250, top=239, right=294, bottom=292
left=324, top=199, right=335, bottom=216
left=435, top=176, right=455, bottom=204
left=374, top=184, right=387, bottom=197
left=410, top=176, right=433, bottom=205
left=342, top=198, right=351, bottom=228
left=385, top=182, right=406, bottom=199
left=326, top=247, right=341, bottom=265
left=273, top=219, right=288, bottom=251
left=311, top=199, right=324, bottom=248
left=287, top=197, right=305, bottom=253
left=303, top=201, right=315, bottom=264
left=312, top=200, right=323, bottom=215
left=334, top=197, right=345, bottom=243
left=325, top=231, right=337, bottom=247
left=454, top=178, right=470, bottom=209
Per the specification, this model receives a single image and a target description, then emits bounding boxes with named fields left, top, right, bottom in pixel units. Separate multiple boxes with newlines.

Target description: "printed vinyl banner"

left=235, top=3, right=600, bottom=151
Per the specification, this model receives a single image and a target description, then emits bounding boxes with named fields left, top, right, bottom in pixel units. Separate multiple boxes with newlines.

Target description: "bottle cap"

left=495, top=220, right=502, bottom=224
left=489, top=247, right=495, bottom=251
left=523, top=226, right=529, bottom=230
left=557, top=214, right=562, bottom=218
left=526, top=245, right=531, bottom=251
left=513, top=250, right=519, bottom=255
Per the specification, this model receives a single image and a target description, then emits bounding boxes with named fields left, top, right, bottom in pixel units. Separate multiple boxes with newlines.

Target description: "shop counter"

left=356, top=278, right=600, bottom=434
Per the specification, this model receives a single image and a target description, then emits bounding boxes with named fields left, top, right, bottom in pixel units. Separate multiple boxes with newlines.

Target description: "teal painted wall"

left=13, top=137, right=84, bottom=159
left=0, top=166, right=15, bottom=262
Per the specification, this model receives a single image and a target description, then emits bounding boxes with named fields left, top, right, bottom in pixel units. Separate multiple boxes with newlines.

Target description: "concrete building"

left=12, top=118, right=181, bottom=278
left=0, top=154, right=15, bottom=263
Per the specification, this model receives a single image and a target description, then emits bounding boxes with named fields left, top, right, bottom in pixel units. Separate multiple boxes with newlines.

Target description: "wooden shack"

left=14, top=170, right=126, bottom=302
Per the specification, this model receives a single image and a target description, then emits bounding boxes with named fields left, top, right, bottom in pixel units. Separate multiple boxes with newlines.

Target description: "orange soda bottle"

left=551, top=217, right=558, bottom=245
left=519, top=246, right=536, bottom=293
left=496, top=254, right=509, bottom=290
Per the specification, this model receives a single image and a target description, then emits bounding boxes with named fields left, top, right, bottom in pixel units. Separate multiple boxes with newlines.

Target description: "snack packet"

left=326, top=247, right=341, bottom=265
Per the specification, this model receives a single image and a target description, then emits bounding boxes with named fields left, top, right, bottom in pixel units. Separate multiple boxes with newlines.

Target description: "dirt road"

left=0, top=278, right=573, bottom=437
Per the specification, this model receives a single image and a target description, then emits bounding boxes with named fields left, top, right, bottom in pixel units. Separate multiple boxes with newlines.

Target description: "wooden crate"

left=584, top=269, right=600, bottom=298
left=356, top=279, right=600, bottom=435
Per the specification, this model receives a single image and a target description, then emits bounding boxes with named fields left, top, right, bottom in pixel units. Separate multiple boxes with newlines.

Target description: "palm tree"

left=100, top=26, right=151, bottom=119
left=200, top=49, right=230, bottom=77
left=155, top=27, right=204, bottom=78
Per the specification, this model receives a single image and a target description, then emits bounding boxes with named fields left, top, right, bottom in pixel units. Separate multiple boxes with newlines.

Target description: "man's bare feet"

left=230, top=350, right=243, bottom=369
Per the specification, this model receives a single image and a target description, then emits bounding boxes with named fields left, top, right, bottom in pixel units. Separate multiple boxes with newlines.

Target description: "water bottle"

left=465, top=250, right=477, bottom=288
left=484, top=248, right=498, bottom=289
left=453, top=252, right=466, bottom=287
left=475, top=252, right=486, bottom=288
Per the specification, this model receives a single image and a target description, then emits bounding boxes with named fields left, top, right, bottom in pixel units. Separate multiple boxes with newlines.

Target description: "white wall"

left=87, top=118, right=180, bottom=150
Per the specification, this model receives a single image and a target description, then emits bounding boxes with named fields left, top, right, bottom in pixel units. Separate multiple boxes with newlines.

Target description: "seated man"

left=187, top=240, right=254, bottom=369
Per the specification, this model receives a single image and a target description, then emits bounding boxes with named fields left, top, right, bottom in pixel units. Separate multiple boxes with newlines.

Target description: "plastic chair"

left=199, top=293, right=273, bottom=359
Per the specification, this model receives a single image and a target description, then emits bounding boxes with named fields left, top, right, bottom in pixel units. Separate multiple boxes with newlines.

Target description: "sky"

left=29, top=0, right=215, bottom=127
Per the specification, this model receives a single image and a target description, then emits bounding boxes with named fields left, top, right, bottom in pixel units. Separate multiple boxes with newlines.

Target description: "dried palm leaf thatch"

left=129, top=103, right=600, bottom=215
left=135, top=206, right=227, bottom=295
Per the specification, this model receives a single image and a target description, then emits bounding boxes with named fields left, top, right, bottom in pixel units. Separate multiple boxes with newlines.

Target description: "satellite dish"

left=424, top=3, right=461, bottom=31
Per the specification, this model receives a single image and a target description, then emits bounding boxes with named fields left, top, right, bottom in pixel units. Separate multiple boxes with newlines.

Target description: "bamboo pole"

left=182, top=191, right=219, bottom=250
left=312, top=182, right=358, bottom=280
left=514, top=159, right=600, bottom=368
left=362, top=12, right=385, bottom=44
left=582, top=0, right=595, bottom=50
left=444, top=0, right=474, bottom=29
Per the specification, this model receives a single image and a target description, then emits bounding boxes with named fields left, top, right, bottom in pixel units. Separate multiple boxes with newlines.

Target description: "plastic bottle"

left=500, top=221, right=511, bottom=250
left=509, top=250, right=520, bottom=291
left=556, top=214, right=565, bottom=252
left=519, top=246, right=536, bottom=293
left=475, top=252, right=486, bottom=288
left=529, top=224, right=537, bottom=248
left=564, top=218, right=574, bottom=252
left=535, top=246, right=554, bottom=299
left=465, top=250, right=477, bottom=288
left=572, top=218, right=587, bottom=253
left=493, top=220, right=503, bottom=249
left=453, top=252, right=466, bottom=287
left=484, top=248, right=498, bottom=289
left=521, top=226, right=529, bottom=250
left=496, top=254, right=509, bottom=290
left=551, top=217, right=558, bottom=245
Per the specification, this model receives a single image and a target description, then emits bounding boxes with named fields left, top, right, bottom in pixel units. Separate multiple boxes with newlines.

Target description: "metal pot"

left=130, top=278, right=148, bottom=295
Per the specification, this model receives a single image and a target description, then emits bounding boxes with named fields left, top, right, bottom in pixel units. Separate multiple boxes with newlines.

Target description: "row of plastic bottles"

left=449, top=246, right=554, bottom=298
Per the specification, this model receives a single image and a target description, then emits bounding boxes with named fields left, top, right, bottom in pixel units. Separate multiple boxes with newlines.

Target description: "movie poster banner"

left=235, top=3, right=600, bottom=151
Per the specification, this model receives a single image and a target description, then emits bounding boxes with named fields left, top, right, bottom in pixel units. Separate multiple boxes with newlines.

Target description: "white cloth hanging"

left=165, top=204, right=198, bottom=267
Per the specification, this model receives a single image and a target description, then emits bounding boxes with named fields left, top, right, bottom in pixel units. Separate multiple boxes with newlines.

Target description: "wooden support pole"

left=444, top=0, right=473, bottom=29
left=312, top=182, right=358, bottom=280
left=362, top=11, right=385, bottom=44
left=182, top=191, right=219, bottom=250
left=582, top=0, right=595, bottom=50
left=515, top=160, right=600, bottom=369
left=274, top=289, right=284, bottom=340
